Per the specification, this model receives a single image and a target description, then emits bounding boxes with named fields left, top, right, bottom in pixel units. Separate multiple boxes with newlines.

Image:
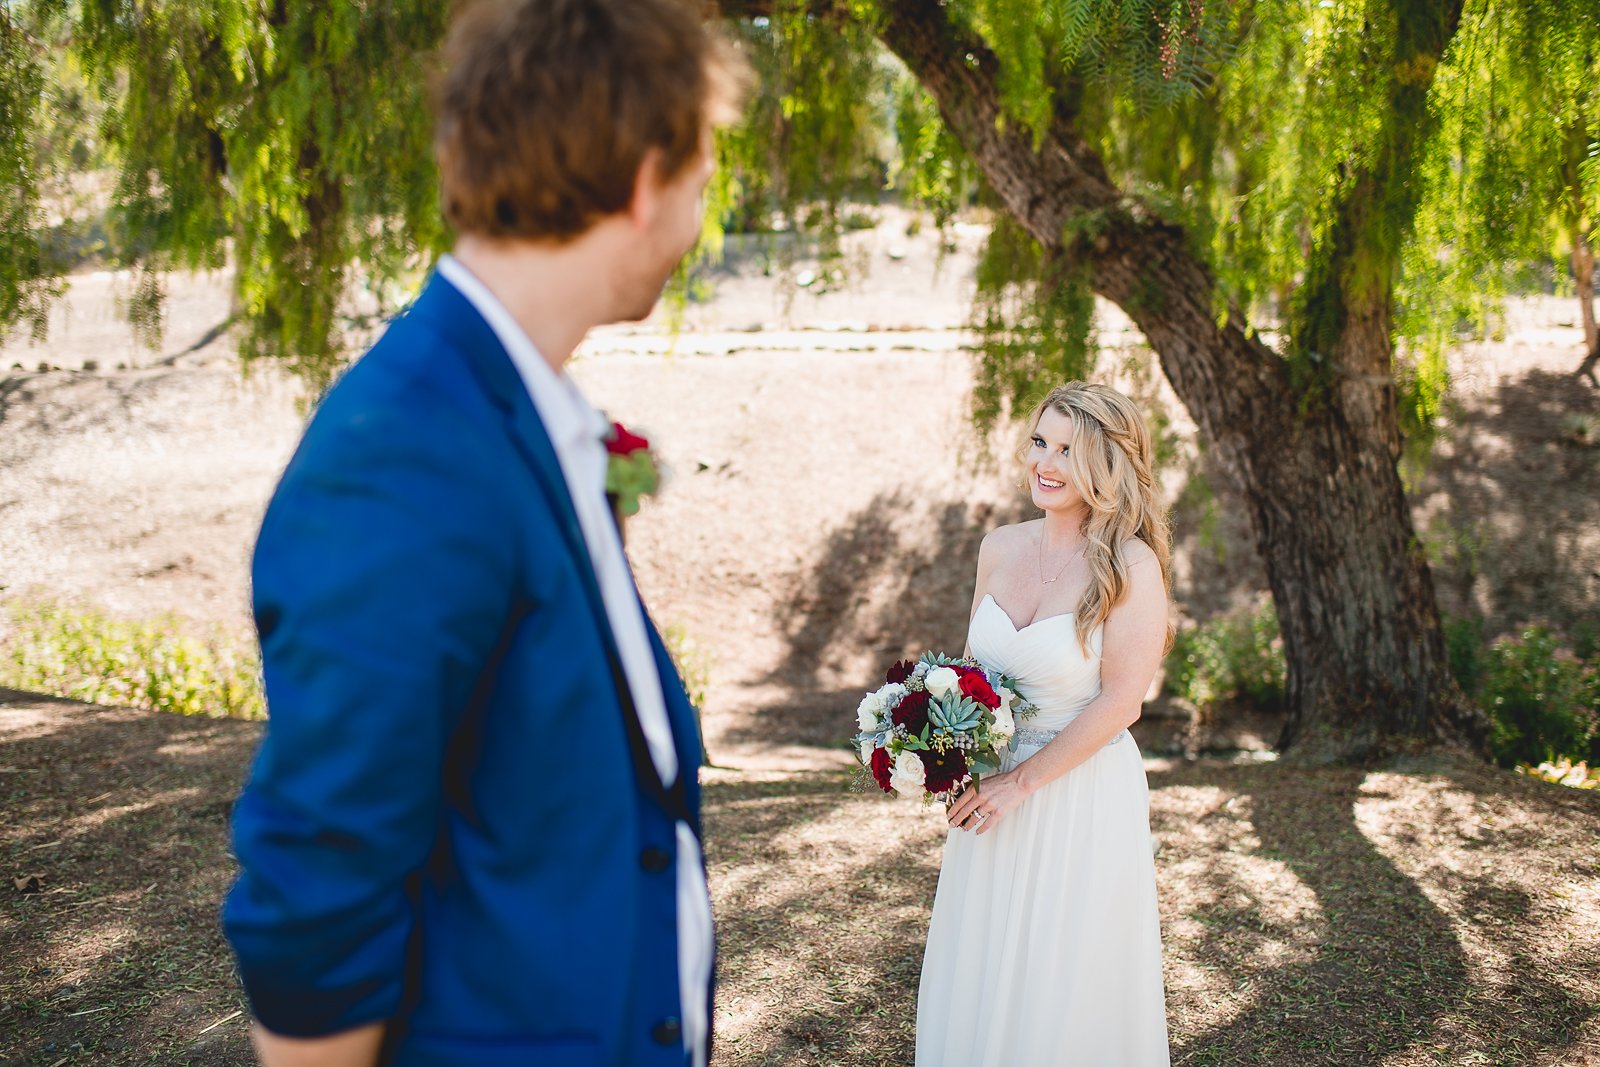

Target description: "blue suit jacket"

left=223, top=274, right=708, bottom=1067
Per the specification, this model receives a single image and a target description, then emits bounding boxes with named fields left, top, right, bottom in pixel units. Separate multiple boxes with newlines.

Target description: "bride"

left=916, top=381, right=1171, bottom=1066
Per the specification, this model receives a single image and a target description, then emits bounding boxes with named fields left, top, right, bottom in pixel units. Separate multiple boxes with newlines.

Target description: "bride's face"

left=1026, top=407, right=1086, bottom=515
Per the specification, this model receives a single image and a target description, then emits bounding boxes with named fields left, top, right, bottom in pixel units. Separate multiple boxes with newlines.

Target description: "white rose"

left=924, top=666, right=960, bottom=698
left=991, top=702, right=1016, bottom=738
left=857, top=692, right=885, bottom=730
left=890, top=749, right=926, bottom=794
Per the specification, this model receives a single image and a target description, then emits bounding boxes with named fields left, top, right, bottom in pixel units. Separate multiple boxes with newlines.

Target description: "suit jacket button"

left=640, top=846, right=671, bottom=873
left=651, top=1017, right=682, bottom=1045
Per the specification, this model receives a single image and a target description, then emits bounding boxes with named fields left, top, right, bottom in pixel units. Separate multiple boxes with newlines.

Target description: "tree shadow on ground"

left=759, top=491, right=1032, bottom=737
left=714, top=686, right=878, bottom=754
left=1150, top=759, right=1599, bottom=1066
left=0, top=689, right=259, bottom=1066
left=7, top=693, right=1596, bottom=1067
left=702, top=758, right=1600, bottom=1067
left=702, top=770, right=940, bottom=1067
left=1414, top=367, right=1600, bottom=639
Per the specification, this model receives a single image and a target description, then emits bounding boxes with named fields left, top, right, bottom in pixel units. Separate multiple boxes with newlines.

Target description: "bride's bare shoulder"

left=981, top=519, right=1040, bottom=556
left=1119, top=537, right=1158, bottom=566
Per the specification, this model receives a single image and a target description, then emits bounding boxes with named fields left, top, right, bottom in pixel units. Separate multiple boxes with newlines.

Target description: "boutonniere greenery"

left=604, top=421, right=661, bottom=517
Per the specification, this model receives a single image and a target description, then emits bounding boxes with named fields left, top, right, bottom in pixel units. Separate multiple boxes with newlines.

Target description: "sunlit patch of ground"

left=0, top=691, right=257, bottom=1065
left=700, top=754, right=1600, bottom=1067
left=3, top=694, right=1597, bottom=1066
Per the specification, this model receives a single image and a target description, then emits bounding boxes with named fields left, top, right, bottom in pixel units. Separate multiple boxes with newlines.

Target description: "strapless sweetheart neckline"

left=979, top=592, right=1076, bottom=634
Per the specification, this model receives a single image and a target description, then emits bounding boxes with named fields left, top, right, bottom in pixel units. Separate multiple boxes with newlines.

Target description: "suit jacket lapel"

left=407, top=275, right=610, bottom=639
left=405, top=274, right=689, bottom=824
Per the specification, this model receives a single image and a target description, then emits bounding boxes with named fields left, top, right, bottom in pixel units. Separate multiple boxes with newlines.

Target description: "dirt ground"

left=3, top=215, right=1599, bottom=1063
left=5, top=691, right=1598, bottom=1066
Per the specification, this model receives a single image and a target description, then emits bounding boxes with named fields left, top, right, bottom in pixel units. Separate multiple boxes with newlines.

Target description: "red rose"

left=959, top=671, right=1001, bottom=709
left=920, top=747, right=969, bottom=794
left=891, top=690, right=931, bottom=732
left=869, top=746, right=894, bottom=793
left=606, top=421, right=650, bottom=457
left=885, top=659, right=916, bottom=685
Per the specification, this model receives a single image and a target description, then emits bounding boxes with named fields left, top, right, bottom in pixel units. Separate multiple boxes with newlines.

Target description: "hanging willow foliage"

left=3, top=1, right=448, bottom=389
left=1401, top=0, right=1600, bottom=402
left=0, top=0, right=1594, bottom=412
left=0, top=3, right=58, bottom=340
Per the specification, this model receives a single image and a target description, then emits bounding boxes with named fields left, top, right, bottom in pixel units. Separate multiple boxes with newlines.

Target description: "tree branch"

left=860, top=0, right=1294, bottom=471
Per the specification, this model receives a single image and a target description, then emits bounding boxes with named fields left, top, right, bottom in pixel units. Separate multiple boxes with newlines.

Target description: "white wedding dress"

left=915, top=594, right=1169, bottom=1066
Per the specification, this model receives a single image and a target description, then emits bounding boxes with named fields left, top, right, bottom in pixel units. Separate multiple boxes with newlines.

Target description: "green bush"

left=0, top=600, right=264, bottom=719
left=661, top=621, right=714, bottom=766
left=1477, top=625, right=1600, bottom=769
left=1166, top=603, right=1600, bottom=778
left=1, top=601, right=718, bottom=753
left=1443, top=614, right=1487, bottom=696
left=1165, top=600, right=1287, bottom=714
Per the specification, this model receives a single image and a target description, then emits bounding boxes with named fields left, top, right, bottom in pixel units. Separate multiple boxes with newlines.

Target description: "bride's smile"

left=1026, top=407, right=1086, bottom=514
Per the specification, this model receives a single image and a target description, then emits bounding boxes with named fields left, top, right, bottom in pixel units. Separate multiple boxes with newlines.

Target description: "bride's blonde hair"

left=1024, top=382, right=1173, bottom=652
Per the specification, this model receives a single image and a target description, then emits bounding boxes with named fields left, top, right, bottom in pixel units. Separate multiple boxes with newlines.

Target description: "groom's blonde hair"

left=433, top=0, right=747, bottom=242
left=1025, top=382, right=1174, bottom=652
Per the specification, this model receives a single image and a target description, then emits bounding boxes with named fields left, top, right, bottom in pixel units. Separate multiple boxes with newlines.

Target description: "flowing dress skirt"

left=914, top=733, right=1169, bottom=1066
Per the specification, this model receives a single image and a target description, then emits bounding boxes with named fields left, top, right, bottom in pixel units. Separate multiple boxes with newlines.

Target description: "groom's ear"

left=625, top=148, right=668, bottom=232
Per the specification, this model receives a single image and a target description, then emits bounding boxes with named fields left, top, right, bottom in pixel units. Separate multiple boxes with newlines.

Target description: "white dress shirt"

left=437, top=255, right=712, bottom=1065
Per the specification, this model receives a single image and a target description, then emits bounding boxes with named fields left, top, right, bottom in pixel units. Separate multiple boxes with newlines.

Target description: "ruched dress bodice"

left=970, top=593, right=1102, bottom=731
left=970, top=594, right=1130, bottom=759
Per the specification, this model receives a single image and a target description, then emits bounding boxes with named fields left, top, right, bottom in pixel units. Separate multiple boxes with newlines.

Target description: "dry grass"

left=4, top=694, right=1598, bottom=1065
left=0, top=691, right=255, bottom=1065
left=701, top=754, right=1600, bottom=1067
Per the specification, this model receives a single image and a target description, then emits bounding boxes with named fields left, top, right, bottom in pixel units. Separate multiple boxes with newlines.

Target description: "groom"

left=222, top=2, right=745, bottom=1065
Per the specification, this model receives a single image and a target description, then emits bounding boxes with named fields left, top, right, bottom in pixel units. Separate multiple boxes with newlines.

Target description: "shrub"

left=1164, top=600, right=1287, bottom=714
left=662, top=621, right=714, bottom=766
left=1478, top=625, right=1600, bottom=770
left=1, top=601, right=718, bottom=752
left=1443, top=614, right=1486, bottom=696
left=0, top=600, right=264, bottom=719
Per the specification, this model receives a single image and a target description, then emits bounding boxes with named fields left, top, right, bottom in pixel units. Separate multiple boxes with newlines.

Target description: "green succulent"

left=929, top=694, right=983, bottom=732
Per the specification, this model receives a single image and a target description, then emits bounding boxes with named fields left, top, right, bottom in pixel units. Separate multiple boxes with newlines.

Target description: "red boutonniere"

left=604, top=421, right=661, bottom=517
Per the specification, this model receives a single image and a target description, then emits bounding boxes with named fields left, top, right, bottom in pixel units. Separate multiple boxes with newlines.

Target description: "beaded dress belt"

left=1010, top=725, right=1127, bottom=748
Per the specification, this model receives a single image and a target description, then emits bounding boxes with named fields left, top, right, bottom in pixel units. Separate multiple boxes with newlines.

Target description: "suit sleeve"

left=222, top=396, right=518, bottom=1036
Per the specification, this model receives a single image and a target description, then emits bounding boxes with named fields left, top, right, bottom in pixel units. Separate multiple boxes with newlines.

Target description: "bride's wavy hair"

left=1023, top=382, right=1173, bottom=652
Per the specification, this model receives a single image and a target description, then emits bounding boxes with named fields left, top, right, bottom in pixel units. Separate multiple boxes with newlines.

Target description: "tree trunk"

left=867, top=0, right=1485, bottom=759
left=1573, top=231, right=1600, bottom=386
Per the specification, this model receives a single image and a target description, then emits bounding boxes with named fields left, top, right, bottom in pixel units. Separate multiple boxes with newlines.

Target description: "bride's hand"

left=947, top=769, right=1032, bottom=835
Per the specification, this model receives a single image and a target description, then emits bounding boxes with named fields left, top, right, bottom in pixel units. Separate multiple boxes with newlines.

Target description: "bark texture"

left=1573, top=233, right=1599, bottom=386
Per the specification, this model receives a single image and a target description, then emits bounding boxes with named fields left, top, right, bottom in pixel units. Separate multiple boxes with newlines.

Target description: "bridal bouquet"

left=854, top=653, right=1037, bottom=802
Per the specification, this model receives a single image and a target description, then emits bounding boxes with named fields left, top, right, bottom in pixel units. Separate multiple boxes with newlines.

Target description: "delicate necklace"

left=1038, top=533, right=1087, bottom=585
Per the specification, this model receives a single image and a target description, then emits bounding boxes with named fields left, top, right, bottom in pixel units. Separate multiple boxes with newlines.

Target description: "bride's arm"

left=1013, top=552, right=1166, bottom=793
left=949, top=547, right=1166, bottom=832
